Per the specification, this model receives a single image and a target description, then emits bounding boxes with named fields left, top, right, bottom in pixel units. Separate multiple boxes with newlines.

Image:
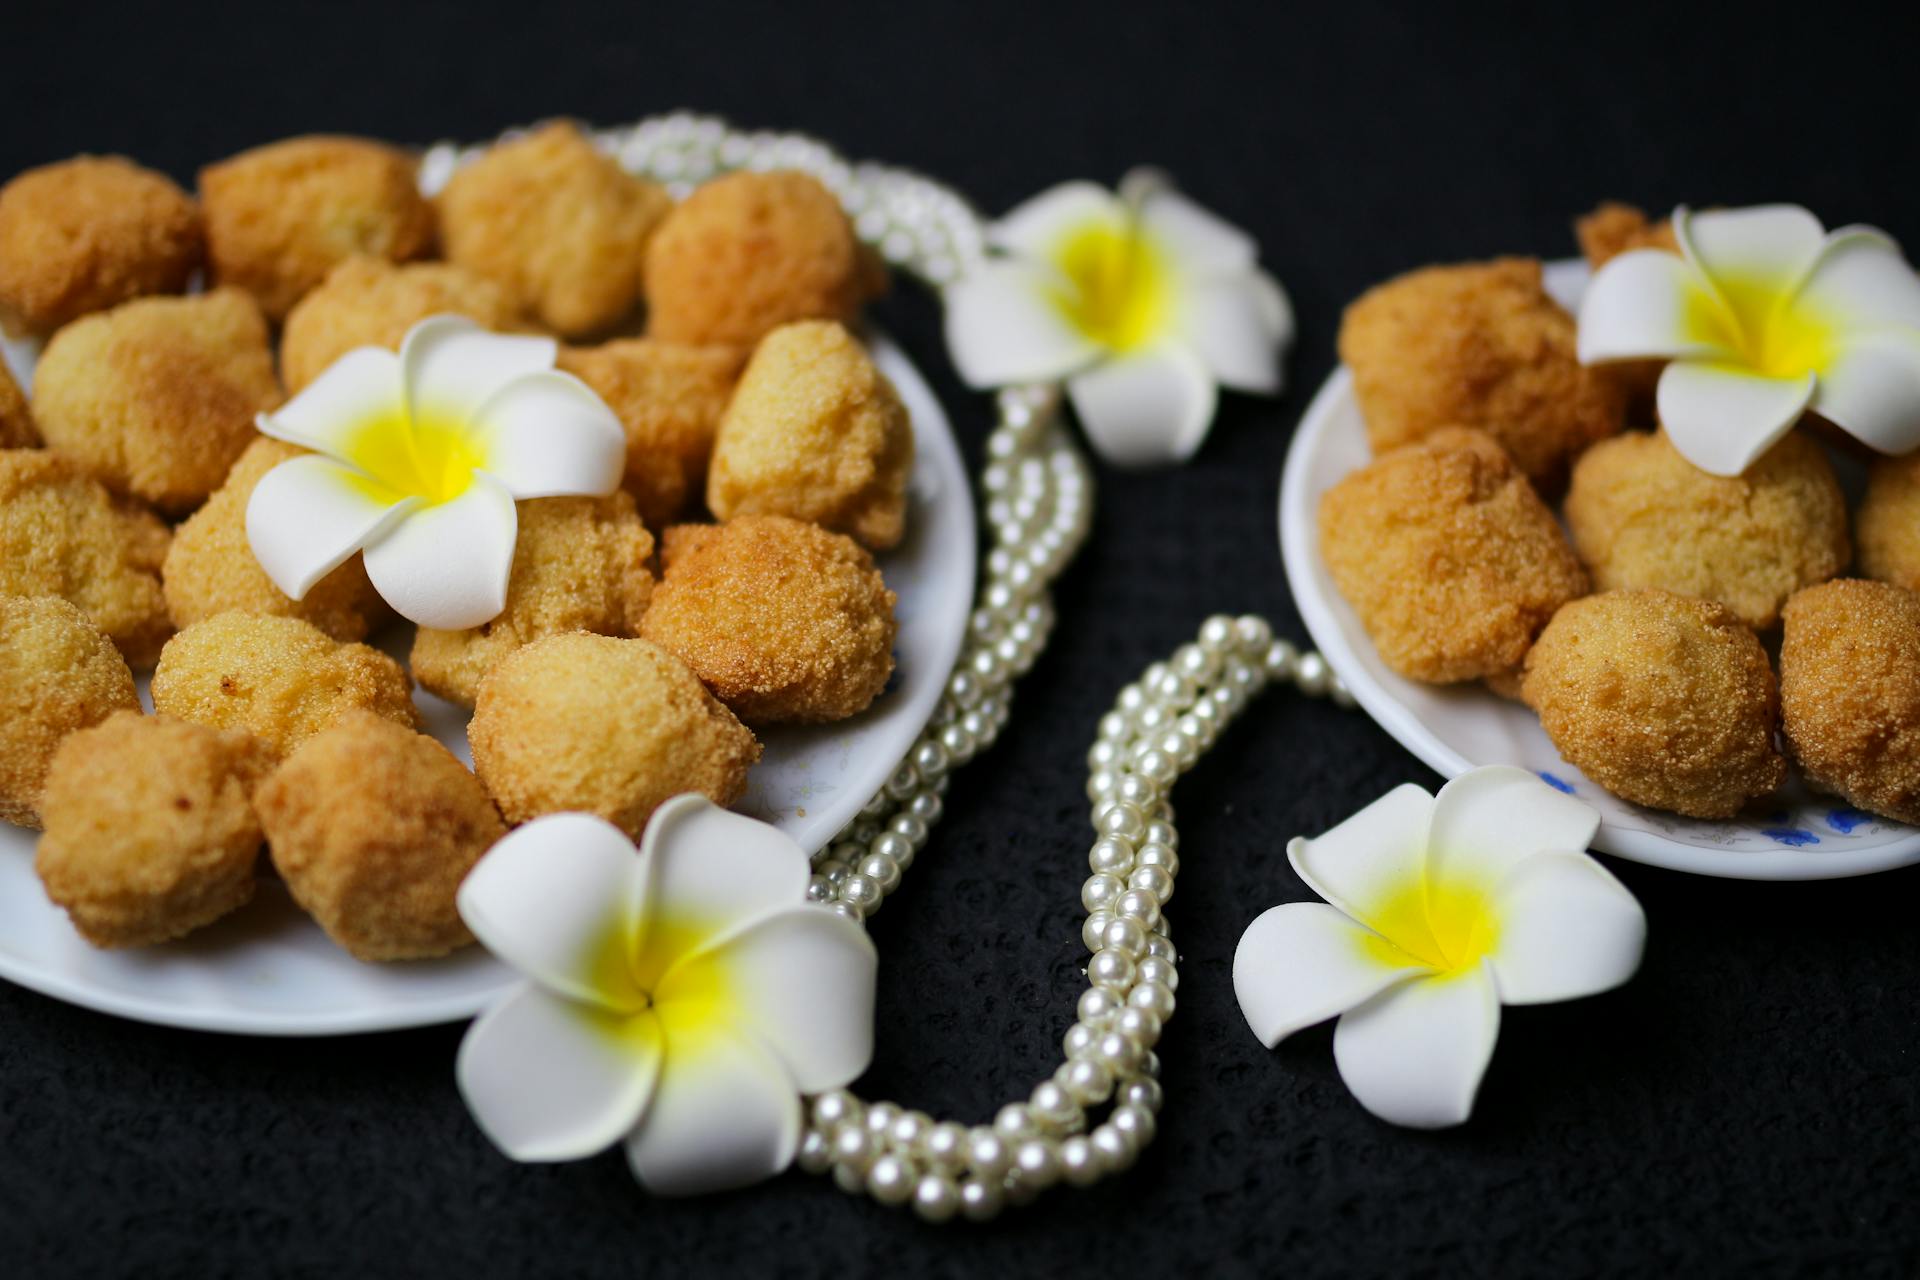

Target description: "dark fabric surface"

left=3, top=3, right=1918, bottom=1276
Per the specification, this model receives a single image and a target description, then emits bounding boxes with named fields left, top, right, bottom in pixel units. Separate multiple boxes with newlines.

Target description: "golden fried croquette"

left=0, top=450, right=171, bottom=665
left=1522, top=589, right=1786, bottom=818
left=1574, top=202, right=1678, bottom=269
left=642, top=515, right=897, bottom=725
left=410, top=493, right=655, bottom=708
left=279, top=256, right=523, bottom=393
left=469, top=634, right=759, bottom=836
left=0, top=596, right=139, bottom=828
left=556, top=338, right=745, bottom=527
left=34, top=711, right=268, bottom=947
left=0, top=156, right=202, bottom=336
left=1318, top=428, right=1587, bottom=684
left=1565, top=429, right=1848, bottom=630
left=1779, top=580, right=1920, bottom=824
left=1338, top=258, right=1625, bottom=492
left=162, top=437, right=388, bottom=641
left=436, top=121, right=671, bottom=338
left=151, top=613, right=419, bottom=763
left=0, top=358, right=35, bottom=448
left=199, top=136, right=435, bottom=321
left=1856, top=454, right=1920, bottom=592
left=256, top=711, right=504, bottom=961
left=32, top=288, right=280, bottom=512
left=707, top=320, right=913, bottom=549
left=644, top=169, right=882, bottom=348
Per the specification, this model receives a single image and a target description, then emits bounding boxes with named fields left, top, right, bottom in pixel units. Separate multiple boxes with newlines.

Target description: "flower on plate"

left=944, top=171, right=1294, bottom=468
left=456, top=796, right=877, bottom=1196
left=1578, top=204, right=1920, bottom=475
left=1233, top=766, right=1645, bottom=1129
left=246, top=315, right=625, bottom=630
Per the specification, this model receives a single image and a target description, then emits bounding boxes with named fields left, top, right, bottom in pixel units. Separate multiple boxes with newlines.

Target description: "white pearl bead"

left=805, top=875, right=833, bottom=902
left=1100, top=916, right=1148, bottom=955
left=1014, top=1139, right=1061, bottom=1191
left=967, top=1128, right=1011, bottom=1178
left=887, top=813, right=928, bottom=849
left=1090, top=1124, right=1137, bottom=1173
left=868, top=1154, right=914, bottom=1205
left=1120, top=1078, right=1165, bottom=1112
left=833, top=1124, right=875, bottom=1172
left=1114, top=774, right=1157, bottom=807
left=994, top=1103, right=1038, bottom=1140
left=1129, top=980, right=1176, bottom=1020
left=860, top=854, right=902, bottom=895
left=1137, top=957, right=1179, bottom=991
left=890, top=1110, right=931, bottom=1152
left=1088, top=837, right=1134, bottom=875
left=1116, top=1006, right=1162, bottom=1047
left=1114, top=889, right=1161, bottom=928
left=1144, top=935, right=1178, bottom=963
left=1296, top=651, right=1332, bottom=697
left=1234, top=615, right=1273, bottom=652
left=864, top=1101, right=902, bottom=1136
left=1128, top=864, right=1175, bottom=903
left=1060, top=1135, right=1102, bottom=1187
left=1133, top=749, right=1176, bottom=785
left=797, top=1129, right=833, bottom=1174
left=817, top=859, right=850, bottom=884
left=1081, top=873, right=1123, bottom=913
left=1173, top=643, right=1217, bottom=682
left=1081, top=910, right=1112, bottom=953
left=1098, top=803, right=1147, bottom=842
left=1097, top=711, right=1131, bottom=742
left=908, top=791, right=943, bottom=825
left=1063, top=1023, right=1099, bottom=1060
left=1135, top=842, right=1179, bottom=875
left=1087, top=739, right=1121, bottom=771
left=1264, top=639, right=1299, bottom=681
left=1111, top=1104, right=1157, bottom=1148
left=960, top=1177, right=1005, bottom=1222
left=1088, top=948, right=1137, bottom=990
left=812, top=1090, right=860, bottom=1130
left=840, top=874, right=882, bottom=916
left=1086, top=769, right=1118, bottom=803
left=1094, top=1030, right=1144, bottom=1074
left=1077, top=987, right=1121, bottom=1024
left=1060, top=1058, right=1114, bottom=1106
left=828, top=901, right=863, bottom=924
left=912, top=1173, right=960, bottom=1223
left=1029, top=1081, right=1079, bottom=1129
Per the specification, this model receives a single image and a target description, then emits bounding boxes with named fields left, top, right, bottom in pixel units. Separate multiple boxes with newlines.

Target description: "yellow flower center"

left=1049, top=220, right=1172, bottom=353
left=576, top=909, right=738, bottom=1051
left=1689, top=270, right=1838, bottom=381
left=1357, top=871, right=1499, bottom=975
left=340, top=407, right=485, bottom=507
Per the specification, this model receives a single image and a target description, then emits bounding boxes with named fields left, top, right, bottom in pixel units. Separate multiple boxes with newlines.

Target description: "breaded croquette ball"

left=556, top=338, right=745, bottom=527
left=0, top=156, right=202, bottom=336
left=0, top=358, right=36, bottom=448
left=642, top=515, right=897, bottom=725
left=708, top=321, right=913, bottom=550
left=1522, top=590, right=1787, bottom=819
left=437, top=121, right=671, bottom=338
left=1574, top=202, right=1678, bottom=269
left=199, top=136, right=435, bottom=321
left=280, top=257, right=523, bottom=393
left=469, top=634, right=760, bottom=837
left=0, top=596, right=139, bottom=828
left=34, top=712, right=268, bottom=947
left=1566, top=430, right=1848, bottom=630
left=163, top=437, right=388, bottom=641
left=1779, top=580, right=1920, bottom=825
left=1318, top=428, right=1587, bottom=684
left=1856, top=454, right=1920, bottom=592
left=256, top=711, right=504, bottom=961
left=644, top=170, right=881, bottom=348
left=151, top=613, right=419, bottom=763
left=32, top=288, right=280, bottom=512
left=0, top=450, right=171, bottom=666
left=410, top=494, right=655, bottom=708
left=1339, top=258, right=1625, bottom=492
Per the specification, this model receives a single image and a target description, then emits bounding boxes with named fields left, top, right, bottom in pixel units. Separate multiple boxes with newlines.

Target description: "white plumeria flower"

left=246, top=315, right=625, bottom=630
left=944, top=172, right=1294, bottom=468
left=1233, top=767, right=1645, bottom=1129
left=1578, top=204, right=1920, bottom=475
left=456, top=797, right=876, bottom=1197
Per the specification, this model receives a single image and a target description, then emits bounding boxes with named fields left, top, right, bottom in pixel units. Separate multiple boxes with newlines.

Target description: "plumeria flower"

left=944, top=171, right=1294, bottom=468
left=456, top=797, right=876, bottom=1196
left=1233, top=767, right=1645, bottom=1129
left=246, top=315, right=625, bottom=630
left=1578, top=204, right=1920, bottom=475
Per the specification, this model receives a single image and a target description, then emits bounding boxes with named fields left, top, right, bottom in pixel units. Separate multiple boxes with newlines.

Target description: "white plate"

left=1279, top=258, right=1920, bottom=881
left=0, top=331, right=975, bottom=1033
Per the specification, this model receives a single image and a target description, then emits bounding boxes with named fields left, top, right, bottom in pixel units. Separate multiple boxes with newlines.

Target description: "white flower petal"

left=1250, top=268, right=1297, bottom=350
left=1333, top=967, right=1500, bottom=1129
left=1178, top=273, right=1285, bottom=393
left=1577, top=249, right=1734, bottom=364
left=244, top=454, right=414, bottom=600
left=362, top=471, right=518, bottom=629
left=1285, top=783, right=1436, bottom=955
left=1138, top=186, right=1258, bottom=276
left=1677, top=204, right=1827, bottom=296
left=472, top=370, right=626, bottom=500
left=1793, top=227, right=1920, bottom=332
left=457, top=984, right=660, bottom=1162
left=1233, top=903, right=1431, bottom=1047
left=1812, top=331, right=1920, bottom=455
left=944, top=261, right=1103, bottom=387
left=1489, top=851, right=1646, bottom=1005
left=625, top=1019, right=802, bottom=1196
left=1425, top=766, right=1600, bottom=890
left=1656, top=361, right=1815, bottom=476
left=258, top=347, right=404, bottom=455
left=1065, top=341, right=1218, bottom=467
left=401, top=315, right=559, bottom=424
left=456, top=813, right=649, bottom=1010
left=990, top=180, right=1126, bottom=258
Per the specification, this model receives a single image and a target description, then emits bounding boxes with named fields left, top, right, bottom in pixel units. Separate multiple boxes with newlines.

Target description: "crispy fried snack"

left=0, top=450, right=171, bottom=666
left=34, top=711, right=268, bottom=947
left=280, top=257, right=523, bottom=393
left=436, top=121, right=671, bottom=338
left=163, top=437, right=388, bottom=641
left=1522, top=589, right=1786, bottom=818
left=199, top=136, right=435, bottom=321
left=1780, top=580, right=1920, bottom=824
left=1856, top=454, right=1920, bottom=592
left=1338, top=258, right=1624, bottom=492
left=32, top=288, right=280, bottom=512
left=644, top=169, right=882, bottom=348
left=1573, top=202, right=1677, bottom=419
left=151, top=613, right=419, bottom=763
left=1318, top=428, right=1587, bottom=684
left=556, top=338, right=744, bottom=528
left=0, top=156, right=202, bottom=336
left=410, top=494, right=655, bottom=708
left=0, top=595, right=139, bottom=828
left=0, top=358, right=35, bottom=448
left=1565, top=429, right=1848, bottom=630
left=643, top=515, right=897, bottom=725
left=708, top=320, right=912, bottom=550
left=469, top=634, right=759, bottom=836
left=256, top=710, right=503, bottom=961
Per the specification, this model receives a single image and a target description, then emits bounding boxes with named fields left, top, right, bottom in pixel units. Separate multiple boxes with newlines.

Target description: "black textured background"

left=3, top=4, right=1918, bottom=1277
